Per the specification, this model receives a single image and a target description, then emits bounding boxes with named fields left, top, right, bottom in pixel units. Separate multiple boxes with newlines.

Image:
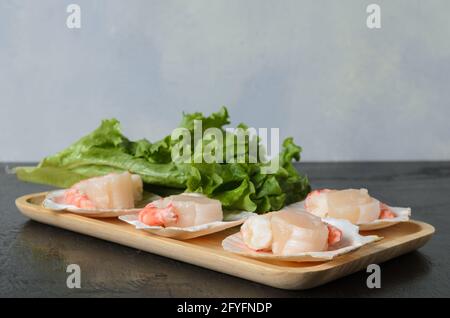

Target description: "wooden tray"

left=15, top=192, right=435, bottom=290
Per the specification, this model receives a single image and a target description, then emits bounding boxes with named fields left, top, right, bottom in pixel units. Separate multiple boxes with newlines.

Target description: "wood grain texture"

left=15, top=192, right=435, bottom=290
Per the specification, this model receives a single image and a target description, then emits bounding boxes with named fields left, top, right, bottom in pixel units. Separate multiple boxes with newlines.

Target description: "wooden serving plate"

left=16, top=192, right=435, bottom=290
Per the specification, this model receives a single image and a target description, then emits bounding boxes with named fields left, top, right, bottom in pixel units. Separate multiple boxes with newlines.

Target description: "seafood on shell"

left=119, top=193, right=249, bottom=239
left=42, top=172, right=159, bottom=217
left=222, top=207, right=381, bottom=262
left=297, top=188, right=411, bottom=230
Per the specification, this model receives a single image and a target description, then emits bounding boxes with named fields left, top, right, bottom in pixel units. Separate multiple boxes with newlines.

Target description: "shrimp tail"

left=64, top=188, right=96, bottom=209
left=379, top=203, right=396, bottom=219
left=139, top=203, right=178, bottom=227
left=327, top=224, right=342, bottom=246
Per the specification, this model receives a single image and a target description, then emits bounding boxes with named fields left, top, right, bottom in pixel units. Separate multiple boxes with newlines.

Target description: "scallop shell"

left=42, top=189, right=161, bottom=218
left=287, top=200, right=411, bottom=231
left=222, top=217, right=381, bottom=262
left=119, top=213, right=247, bottom=240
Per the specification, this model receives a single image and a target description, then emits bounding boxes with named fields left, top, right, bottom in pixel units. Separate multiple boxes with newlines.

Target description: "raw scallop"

left=240, top=208, right=336, bottom=255
left=66, top=172, right=143, bottom=209
left=139, top=193, right=223, bottom=227
left=305, top=188, right=381, bottom=224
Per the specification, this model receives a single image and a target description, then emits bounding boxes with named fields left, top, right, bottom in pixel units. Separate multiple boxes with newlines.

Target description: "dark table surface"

left=1, top=162, right=449, bottom=297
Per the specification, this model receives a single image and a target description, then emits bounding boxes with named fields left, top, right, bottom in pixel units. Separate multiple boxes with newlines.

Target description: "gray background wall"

left=1, top=0, right=449, bottom=162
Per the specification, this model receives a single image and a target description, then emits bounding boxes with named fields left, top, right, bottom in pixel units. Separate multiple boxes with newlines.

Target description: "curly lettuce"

left=15, top=107, right=310, bottom=212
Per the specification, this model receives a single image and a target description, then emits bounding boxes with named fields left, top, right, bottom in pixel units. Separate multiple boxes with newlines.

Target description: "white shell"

left=43, top=189, right=161, bottom=218
left=119, top=213, right=246, bottom=240
left=288, top=200, right=411, bottom=231
left=222, top=218, right=381, bottom=262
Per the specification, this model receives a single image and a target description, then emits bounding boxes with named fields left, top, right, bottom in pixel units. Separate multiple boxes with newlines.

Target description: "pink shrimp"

left=379, top=203, right=396, bottom=219
left=327, top=224, right=342, bottom=246
left=138, top=202, right=178, bottom=227
left=63, top=188, right=96, bottom=209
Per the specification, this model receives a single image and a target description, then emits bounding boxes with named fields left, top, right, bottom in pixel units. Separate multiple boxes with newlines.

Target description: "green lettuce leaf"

left=15, top=107, right=310, bottom=212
